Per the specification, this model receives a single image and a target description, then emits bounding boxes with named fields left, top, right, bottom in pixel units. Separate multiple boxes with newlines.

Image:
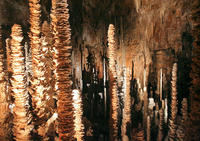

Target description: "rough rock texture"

left=107, top=24, right=119, bottom=141
left=10, top=24, right=32, bottom=141
left=121, top=69, right=131, bottom=140
left=72, top=89, right=84, bottom=141
left=28, top=1, right=52, bottom=139
left=52, top=0, right=75, bottom=140
left=169, top=63, right=178, bottom=141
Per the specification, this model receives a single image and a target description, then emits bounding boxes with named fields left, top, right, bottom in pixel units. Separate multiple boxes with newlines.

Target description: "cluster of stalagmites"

left=0, top=0, right=84, bottom=140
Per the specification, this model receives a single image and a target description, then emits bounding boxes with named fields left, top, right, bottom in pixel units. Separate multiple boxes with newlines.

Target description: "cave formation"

left=0, top=0, right=200, bottom=140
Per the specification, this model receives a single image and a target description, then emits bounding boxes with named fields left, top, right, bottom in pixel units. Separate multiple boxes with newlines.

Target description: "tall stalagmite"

left=52, top=0, right=75, bottom=140
left=157, top=103, right=164, bottom=141
left=147, top=116, right=151, bottom=141
left=121, top=69, right=131, bottom=141
left=181, top=98, right=188, bottom=122
left=108, top=24, right=119, bottom=140
left=72, top=90, right=84, bottom=141
left=169, top=63, right=178, bottom=140
left=10, top=24, right=33, bottom=141
left=35, top=21, right=55, bottom=139
left=0, top=26, right=9, bottom=139
left=29, top=0, right=49, bottom=138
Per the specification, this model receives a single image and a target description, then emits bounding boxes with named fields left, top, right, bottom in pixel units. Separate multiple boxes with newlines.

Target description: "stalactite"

left=29, top=0, right=50, bottom=138
left=121, top=69, right=131, bottom=141
left=156, top=71, right=160, bottom=99
left=10, top=24, right=33, bottom=141
left=169, top=63, right=178, bottom=141
left=0, top=26, right=9, bottom=139
left=134, top=0, right=141, bottom=13
left=108, top=24, right=119, bottom=140
left=52, top=0, right=75, bottom=140
left=72, top=89, right=84, bottom=141
left=120, top=16, right=125, bottom=68
left=160, top=68, right=162, bottom=101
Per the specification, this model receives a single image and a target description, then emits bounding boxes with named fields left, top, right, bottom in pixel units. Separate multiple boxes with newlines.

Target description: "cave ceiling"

left=0, top=0, right=193, bottom=83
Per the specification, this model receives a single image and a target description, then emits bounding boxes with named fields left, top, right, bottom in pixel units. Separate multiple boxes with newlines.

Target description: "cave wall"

left=70, top=0, right=192, bottom=96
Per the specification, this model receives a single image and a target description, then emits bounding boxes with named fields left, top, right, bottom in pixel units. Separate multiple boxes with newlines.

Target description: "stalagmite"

left=52, top=0, right=75, bottom=140
left=36, top=21, right=55, bottom=140
left=0, top=26, right=9, bottom=139
left=72, top=89, right=84, bottom=141
left=10, top=24, right=33, bottom=141
left=40, top=21, right=54, bottom=100
left=164, top=98, right=168, bottom=124
left=108, top=24, right=119, bottom=140
left=24, top=42, right=29, bottom=86
left=181, top=98, right=188, bottom=122
left=147, top=116, right=151, bottom=141
left=169, top=63, right=178, bottom=141
left=103, top=54, right=107, bottom=118
left=50, top=1, right=59, bottom=138
left=29, top=0, right=50, bottom=138
left=154, top=109, right=159, bottom=127
left=143, top=68, right=148, bottom=131
left=157, top=101, right=164, bottom=141
left=121, top=69, right=131, bottom=141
